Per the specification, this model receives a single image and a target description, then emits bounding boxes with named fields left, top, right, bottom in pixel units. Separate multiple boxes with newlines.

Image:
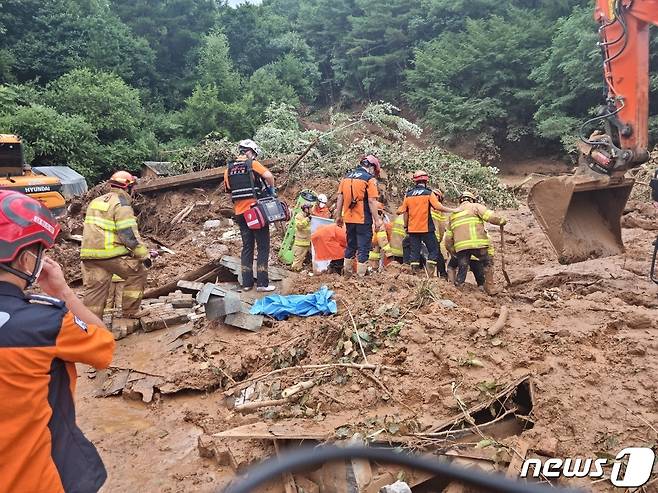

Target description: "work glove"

left=132, top=244, right=149, bottom=260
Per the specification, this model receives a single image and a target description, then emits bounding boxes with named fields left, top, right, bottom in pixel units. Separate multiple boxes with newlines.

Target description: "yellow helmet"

left=459, top=191, right=477, bottom=203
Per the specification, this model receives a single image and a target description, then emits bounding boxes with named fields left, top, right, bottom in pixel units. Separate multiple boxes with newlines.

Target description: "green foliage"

left=0, top=103, right=98, bottom=177
left=196, top=30, right=242, bottom=102
left=531, top=7, right=600, bottom=152
left=0, top=69, right=155, bottom=181
left=405, top=10, right=549, bottom=159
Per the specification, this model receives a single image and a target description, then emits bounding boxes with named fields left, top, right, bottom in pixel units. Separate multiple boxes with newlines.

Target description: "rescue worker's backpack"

left=227, top=159, right=265, bottom=202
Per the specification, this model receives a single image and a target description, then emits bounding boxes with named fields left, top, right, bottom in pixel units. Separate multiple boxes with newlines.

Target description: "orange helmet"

left=109, top=171, right=137, bottom=189
left=413, top=170, right=429, bottom=183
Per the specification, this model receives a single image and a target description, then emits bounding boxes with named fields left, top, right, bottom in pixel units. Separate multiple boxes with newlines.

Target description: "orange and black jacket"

left=337, top=167, right=379, bottom=225
left=397, top=185, right=442, bottom=234
left=0, top=281, right=115, bottom=493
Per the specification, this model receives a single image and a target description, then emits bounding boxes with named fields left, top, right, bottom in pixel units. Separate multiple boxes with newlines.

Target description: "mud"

left=51, top=174, right=658, bottom=492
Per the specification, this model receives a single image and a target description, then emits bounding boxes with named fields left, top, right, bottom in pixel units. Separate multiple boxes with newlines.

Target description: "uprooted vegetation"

left=53, top=145, right=658, bottom=492
left=168, top=102, right=517, bottom=208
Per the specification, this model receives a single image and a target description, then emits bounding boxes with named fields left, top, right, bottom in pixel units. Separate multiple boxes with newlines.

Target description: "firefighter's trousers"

left=82, top=256, right=147, bottom=318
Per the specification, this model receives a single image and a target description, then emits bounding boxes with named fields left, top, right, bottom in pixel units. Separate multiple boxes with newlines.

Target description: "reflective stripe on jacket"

left=388, top=215, right=406, bottom=257
left=81, top=190, right=147, bottom=259
left=444, top=202, right=505, bottom=253
left=293, top=212, right=311, bottom=247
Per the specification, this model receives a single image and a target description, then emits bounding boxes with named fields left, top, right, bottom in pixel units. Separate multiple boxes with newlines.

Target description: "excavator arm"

left=528, top=0, right=658, bottom=264
left=581, top=0, right=658, bottom=173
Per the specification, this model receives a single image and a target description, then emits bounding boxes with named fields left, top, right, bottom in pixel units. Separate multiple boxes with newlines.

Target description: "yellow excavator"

left=0, top=134, right=66, bottom=216
left=528, top=0, right=658, bottom=264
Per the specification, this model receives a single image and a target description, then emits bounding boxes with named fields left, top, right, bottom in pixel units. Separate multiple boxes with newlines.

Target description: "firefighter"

left=291, top=202, right=312, bottom=272
left=312, top=194, right=331, bottom=218
left=368, top=202, right=391, bottom=272
left=444, top=191, right=507, bottom=294
left=0, top=190, right=115, bottom=493
left=224, top=139, right=276, bottom=292
left=397, top=171, right=457, bottom=274
left=335, top=155, right=382, bottom=277
left=386, top=214, right=407, bottom=263
left=80, top=171, right=149, bottom=323
left=430, top=188, right=449, bottom=278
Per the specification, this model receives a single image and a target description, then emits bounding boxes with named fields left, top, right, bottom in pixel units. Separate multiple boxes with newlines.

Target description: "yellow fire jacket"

left=386, top=215, right=406, bottom=257
left=444, top=202, right=506, bottom=253
left=293, top=211, right=311, bottom=247
left=81, top=189, right=148, bottom=260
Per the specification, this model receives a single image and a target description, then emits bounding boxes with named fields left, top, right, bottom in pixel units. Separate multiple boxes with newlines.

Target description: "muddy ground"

left=51, top=169, right=658, bottom=493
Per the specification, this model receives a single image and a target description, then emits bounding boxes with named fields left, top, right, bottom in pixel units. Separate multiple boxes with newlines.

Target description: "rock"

left=205, top=243, right=230, bottom=259
left=381, top=481, right=412, bottom=493
left=628, top=343, right=647, bottom=356
left=198, top=434, right=216, bottom=459
left=479, top=307, right=497, bottom=319
left=203, top=220, right=222, bottom=230
left=408, top=328, right=430, bottom=345
left=438, top=299, right=457, bottom=309
left=350, top=384, right=360, bottom=393
left=431, top=345, right=444, bottom=359
left=625, top=313, right=653, bottom=331
left=364, top=386, right=378, bottom=405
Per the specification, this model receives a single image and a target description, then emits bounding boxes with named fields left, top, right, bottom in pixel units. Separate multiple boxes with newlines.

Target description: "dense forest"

left=0, top=0, right=657, bottom=182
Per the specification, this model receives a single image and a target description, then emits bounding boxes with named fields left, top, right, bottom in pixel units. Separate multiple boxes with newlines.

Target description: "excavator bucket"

left=527, top=175, right=634, bottom=264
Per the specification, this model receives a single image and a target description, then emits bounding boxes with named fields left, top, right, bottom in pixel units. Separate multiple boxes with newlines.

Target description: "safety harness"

left=227, top=159, right=264, bottom=202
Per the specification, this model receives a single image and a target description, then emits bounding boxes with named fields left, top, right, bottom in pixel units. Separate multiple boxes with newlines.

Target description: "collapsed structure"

left=49, top=159, right=658, bottom=492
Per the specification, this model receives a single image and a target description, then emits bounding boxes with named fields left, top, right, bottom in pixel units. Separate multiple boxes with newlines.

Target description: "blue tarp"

left=250, top=286, right=338, bottom=320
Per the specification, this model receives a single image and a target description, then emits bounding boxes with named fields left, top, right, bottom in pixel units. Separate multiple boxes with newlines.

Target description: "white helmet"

left=317, top=194, right=328, bottom=205
left=238, top=139, right=261, bottom=156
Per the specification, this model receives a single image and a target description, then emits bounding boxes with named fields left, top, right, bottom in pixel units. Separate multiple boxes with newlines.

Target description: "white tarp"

left=33, top=166, right=88, bottom=198
left=310, top=215, right=335, bottom=273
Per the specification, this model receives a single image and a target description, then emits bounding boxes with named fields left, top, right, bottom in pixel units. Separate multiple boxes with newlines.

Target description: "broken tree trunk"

left=143, top=260, right=223, bottom=299
left=134, top=167, right=226, bottom=194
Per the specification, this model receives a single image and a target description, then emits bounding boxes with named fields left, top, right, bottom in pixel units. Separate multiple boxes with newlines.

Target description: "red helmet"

left=109, top=170, right=137, bottom=189
left=413, top=170, right=429, bottom=183
left=0, top=190, right=60, bottom=263
left=361, top=155, right=381, bottom=177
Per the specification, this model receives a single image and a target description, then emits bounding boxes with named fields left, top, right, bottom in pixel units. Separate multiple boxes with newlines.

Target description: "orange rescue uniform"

left=397, top=186, right=442, bottom=233
left=0, top=282, right=115, bottom=493
left=311, top=224, right=347, bottom=261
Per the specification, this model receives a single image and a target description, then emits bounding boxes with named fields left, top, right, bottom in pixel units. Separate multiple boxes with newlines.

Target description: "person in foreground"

left=0, top=190, right=116, bottom=493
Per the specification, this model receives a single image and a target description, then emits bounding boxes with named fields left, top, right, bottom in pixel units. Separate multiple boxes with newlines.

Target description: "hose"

left=222, top=445, right=583, bottom=493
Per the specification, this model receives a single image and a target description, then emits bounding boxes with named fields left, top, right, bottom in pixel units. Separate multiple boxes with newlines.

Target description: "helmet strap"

left=0, top=245, right=44, bottom=288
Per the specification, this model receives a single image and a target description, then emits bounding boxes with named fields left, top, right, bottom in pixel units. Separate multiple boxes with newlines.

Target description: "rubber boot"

left=343, top=258, right=354, bottom=278
left=447, top=266, right=457, bottom=284
left=356, top=262, right=368, bottom=277
left=483, top=265, right=499, bottom=295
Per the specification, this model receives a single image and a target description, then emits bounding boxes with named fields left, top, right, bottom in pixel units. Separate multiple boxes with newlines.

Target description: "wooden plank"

left=143, top=260, right=222, bottom=299
left=213, top=421, right=331, bottom=440
left=134, top=167, right=226, bottom=194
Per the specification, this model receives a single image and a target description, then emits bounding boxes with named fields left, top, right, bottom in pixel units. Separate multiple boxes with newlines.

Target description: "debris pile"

left=51, top=164, right=658, bottom=492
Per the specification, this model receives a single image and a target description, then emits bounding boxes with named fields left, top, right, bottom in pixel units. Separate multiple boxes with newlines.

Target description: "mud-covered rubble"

left=52, top=179, right=658, bottom=492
